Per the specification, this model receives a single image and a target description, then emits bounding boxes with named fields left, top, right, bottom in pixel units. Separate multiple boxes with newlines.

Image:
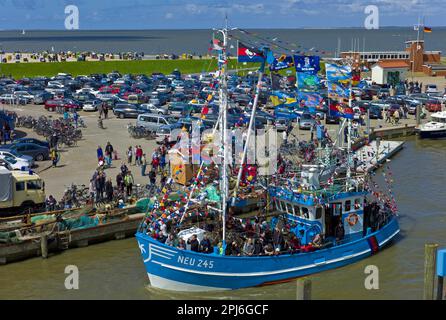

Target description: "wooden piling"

left=40, top=234, right=48, bottom=259
left=296, top=278, right=312, bottom=300
left=423, top=243, right=438, bottom=300
left=416, top=105, right=421, bottom=126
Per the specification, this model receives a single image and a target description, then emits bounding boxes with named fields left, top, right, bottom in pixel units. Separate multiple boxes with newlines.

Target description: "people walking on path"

left=141, top=153, right=147, bottom=176
left=50, top=148, right=60, bottom=167
left=124, top=171, right=134, bottom=197
left=105, top=142, right=114, bottom=167
left=127, top=146, right=133, bottom=165
left=97, top=145, right=104, bottom=163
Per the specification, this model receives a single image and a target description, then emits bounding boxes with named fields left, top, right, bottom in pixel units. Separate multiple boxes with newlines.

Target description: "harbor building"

left=341, top=39, right=446, bottom=76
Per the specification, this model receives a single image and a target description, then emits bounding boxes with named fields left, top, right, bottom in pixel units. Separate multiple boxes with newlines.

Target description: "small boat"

left=419, top=111, right=446, bottom=139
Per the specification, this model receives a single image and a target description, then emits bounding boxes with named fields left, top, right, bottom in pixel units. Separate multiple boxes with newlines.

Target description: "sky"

left=0, top=0, right=445, bottom=30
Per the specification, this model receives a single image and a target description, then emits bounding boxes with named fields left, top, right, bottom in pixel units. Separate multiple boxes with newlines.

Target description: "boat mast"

left=346, top=58, right=353, bottom=188
left=215, top=21, right=229, bottom=247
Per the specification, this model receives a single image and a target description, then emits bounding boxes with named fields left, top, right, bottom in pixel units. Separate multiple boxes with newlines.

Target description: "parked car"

left=168, top=103, right=192, bottom=117
left=136, top=114, right=175, bottom=132
left=425, top=99, right=442, bottom=112
left=44, top=99, right=65, bottom=112
left=139, top=103, right=170, bottom=115
left=11, top=138, right=50, bottom=149
left=275, top=118, right=291, bottom=132
left=425, top=84, right=439, bottom=94
left=0, top=143, right=49, bottom=161
left=298, top=113, right=316, bottom=130
left=82, top=100, right=102, bottom=111
left=33, top=91, right=53, bottom=104
left=0, top=149, right=34, bottom=166
left=113, top=104, right=145, bottom=119
left=325, top=112, right=340, bottom=124
left=156, top=123, right=183, bottom=144
left=0, top=156, right=30, bottom=171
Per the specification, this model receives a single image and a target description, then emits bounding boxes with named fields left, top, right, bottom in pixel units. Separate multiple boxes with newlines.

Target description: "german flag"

left=424, top=26, right=432, bottom=33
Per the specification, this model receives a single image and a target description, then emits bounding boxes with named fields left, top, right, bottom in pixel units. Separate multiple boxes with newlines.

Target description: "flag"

left=424, top=27, right=432, bottom=33
left=294, top=55, right=320, bottom=74
left=326, top=63, right=352, bottom=82
left=298, top=92, right=323, bottom=113
left=297, top=72, right=320, bottom=92
left=329, top=103, right=354, bottom=119
left=327, top=82, right=350, bottom=99
left=237, top=41, right=265, bottom=63
left=269, top=55, right=294, bottom=71
left=212, top=38, right=224, bottom=50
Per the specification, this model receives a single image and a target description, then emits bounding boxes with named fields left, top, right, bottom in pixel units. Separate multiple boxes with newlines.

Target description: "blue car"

left=11, top=138, right=50, bottom=149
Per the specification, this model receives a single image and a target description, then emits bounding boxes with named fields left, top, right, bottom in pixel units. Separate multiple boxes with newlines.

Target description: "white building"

left=371, top=60, right=409, bottom=85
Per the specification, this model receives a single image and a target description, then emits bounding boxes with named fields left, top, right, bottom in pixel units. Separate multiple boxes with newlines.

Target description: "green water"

left=1, top=138, right=445, bottom=300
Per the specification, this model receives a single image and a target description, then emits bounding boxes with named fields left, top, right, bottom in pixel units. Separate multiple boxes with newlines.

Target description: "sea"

left=0, top=28, right=446, bottom=56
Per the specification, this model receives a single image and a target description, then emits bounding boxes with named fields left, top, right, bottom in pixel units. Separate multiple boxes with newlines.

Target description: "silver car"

left=136, top=114, right=175, bottom=132
left=139, top=103, right=170, bottom=115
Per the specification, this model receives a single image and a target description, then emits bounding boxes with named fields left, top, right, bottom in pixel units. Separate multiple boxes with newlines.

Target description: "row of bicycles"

left=127, top=123, right=156, bottom=140
left=53, top=182, right=162, bottom=211
left=16, top=115, right=84, bottom=148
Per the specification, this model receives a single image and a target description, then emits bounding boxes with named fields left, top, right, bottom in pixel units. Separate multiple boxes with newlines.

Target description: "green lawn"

left=0, top=59, right=259, bottom=78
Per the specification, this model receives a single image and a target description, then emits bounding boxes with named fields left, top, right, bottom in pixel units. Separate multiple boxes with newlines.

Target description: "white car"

left=425, top=84, right=439, bottom=94
left=0, top=150, right=34, bottom=167
left=1, top=156, right=30, bottom=171
left=14, top=91, right=34, bottom=100
left=82, top=100, right=101, bottom=111
left=156, top=85, right=171, bottom=93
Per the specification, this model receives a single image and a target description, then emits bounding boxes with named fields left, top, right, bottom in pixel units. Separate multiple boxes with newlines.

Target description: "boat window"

left=301, top=207, right=309, bottom=219
left=280, top=201, right=286, bottom=212
left=354, top=198, right=363, bottom=210
left=286, top=203, right=293, bottom=214
left=332, top=203, right=343, bottom=216
left=345, top=200, right=351, bottom=212
left=16, top=182, right=25, bottom=191
left=294, top=205, right=300, bottom=216
left=315, top=207, right=323, bottom=219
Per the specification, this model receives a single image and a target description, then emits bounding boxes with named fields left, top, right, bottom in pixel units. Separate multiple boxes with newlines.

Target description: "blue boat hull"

left=135, top=217, right=399, bottom=291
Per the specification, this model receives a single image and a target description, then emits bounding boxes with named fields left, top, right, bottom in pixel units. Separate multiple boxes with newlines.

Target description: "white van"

left=136, top=114, right=175, bottom=132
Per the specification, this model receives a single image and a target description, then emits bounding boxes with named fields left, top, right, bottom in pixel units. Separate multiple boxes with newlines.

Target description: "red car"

left=44, top=99, right=64, bottom=111
left=425, top=100, right=442, bottom=112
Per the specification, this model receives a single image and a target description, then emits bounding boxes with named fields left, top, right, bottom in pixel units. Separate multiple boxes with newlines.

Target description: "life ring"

left=346, top=213, right=359, bottom=226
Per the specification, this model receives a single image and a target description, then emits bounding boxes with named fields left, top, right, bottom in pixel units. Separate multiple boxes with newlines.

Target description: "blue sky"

left=0, top=0, right=445, bottom=29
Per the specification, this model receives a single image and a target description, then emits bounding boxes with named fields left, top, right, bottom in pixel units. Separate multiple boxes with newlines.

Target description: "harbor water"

left=0, top=137, right=445, bottom=300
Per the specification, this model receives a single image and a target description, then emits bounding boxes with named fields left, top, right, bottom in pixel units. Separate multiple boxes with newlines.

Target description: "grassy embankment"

left=0, top=59, right=262, bottom=78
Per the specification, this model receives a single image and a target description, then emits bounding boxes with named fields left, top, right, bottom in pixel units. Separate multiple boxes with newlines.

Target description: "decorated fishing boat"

left=135, top=26, right=400, bottom=292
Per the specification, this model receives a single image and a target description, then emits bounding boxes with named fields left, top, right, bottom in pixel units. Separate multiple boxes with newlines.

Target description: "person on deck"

left=105, top=178, right=113, bottom=202
left=200, top=235, right=212, bottom=254
left=124, top=171, right=134, bottom=196
left=335, top=220, right=345, bottom=243
left=187, top=234, right=200, bottom=252
left=242, top=238, right=255, bottom=256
